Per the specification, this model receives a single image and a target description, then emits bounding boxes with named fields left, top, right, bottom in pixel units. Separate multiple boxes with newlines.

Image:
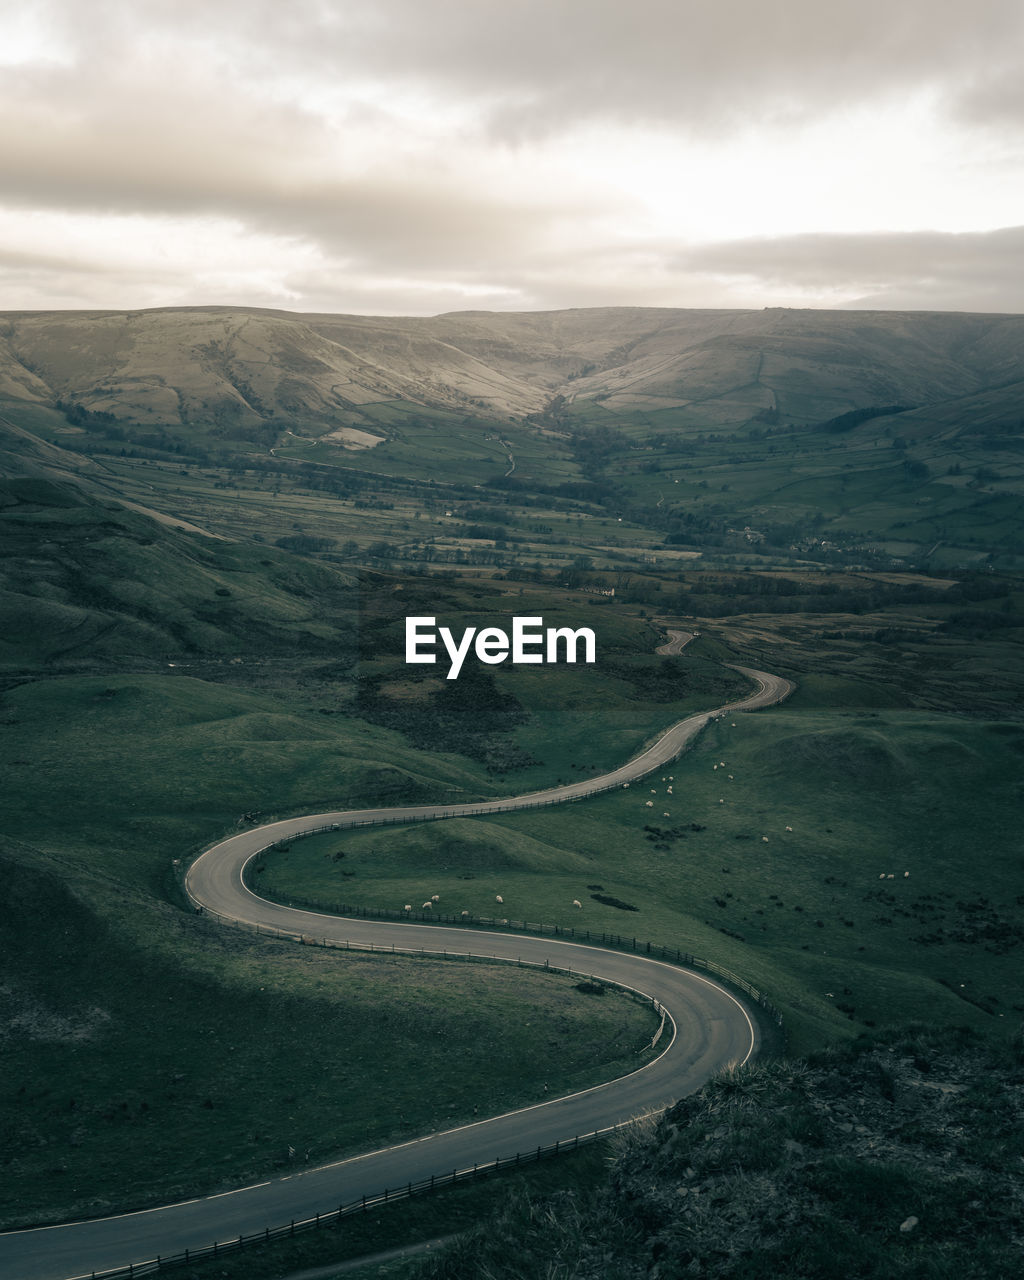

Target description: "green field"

left=3, top=361, right=1023, bottom=1276
left=255, top=705, right=1024, bottom=1056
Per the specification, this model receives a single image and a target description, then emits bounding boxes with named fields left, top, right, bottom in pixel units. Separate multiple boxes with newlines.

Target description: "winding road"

left=1, top=666, right=792, bottom=1280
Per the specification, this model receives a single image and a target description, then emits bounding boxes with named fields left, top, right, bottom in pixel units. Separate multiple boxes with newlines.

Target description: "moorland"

left=0, top=304, right=1021, bottom=1278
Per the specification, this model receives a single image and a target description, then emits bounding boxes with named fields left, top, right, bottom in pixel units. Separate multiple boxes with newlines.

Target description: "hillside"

left=413, top=1027, right=1024, bottom=1280
left=3, top=305, right=1024, bottom=432
left=2, top=305, right=1023, bottom=576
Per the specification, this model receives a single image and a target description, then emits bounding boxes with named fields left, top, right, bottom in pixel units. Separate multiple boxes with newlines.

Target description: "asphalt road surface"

left=2, top=666, right=792, bottom=1280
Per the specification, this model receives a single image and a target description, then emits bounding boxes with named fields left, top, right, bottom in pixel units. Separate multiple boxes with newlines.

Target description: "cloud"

left=2, top=1, right=1023, bottom=314
left=16, top=1, right=1024, bottom=136
left=678, top=227, right=1024, bottom=312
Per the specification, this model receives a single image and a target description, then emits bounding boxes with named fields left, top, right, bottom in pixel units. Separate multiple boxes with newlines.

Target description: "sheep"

left=431, top=894, right=440, bottom=902
left=422, top=901, right=433, bottom=909
left=461, top=909, right=470, bottom=917
left=403, top=904, right=412, bottom=912
left=879, top=873, right=886, bottom=879
left=663, top=811, right=670, bottom=817
left=572, top=899, right=582, bottom=909
left=904, top=871, right=910, bottom=878
left=495, top=894, right=504, bottom=904
left=785, top=825, right=793, bottom=832
left=646, top=800, right=654, bottom=807
left=762, top=835, right=769, bottom=842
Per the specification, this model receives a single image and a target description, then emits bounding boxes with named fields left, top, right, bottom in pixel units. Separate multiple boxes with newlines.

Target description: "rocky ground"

left=415, top=1025, right=1024, bottom=1279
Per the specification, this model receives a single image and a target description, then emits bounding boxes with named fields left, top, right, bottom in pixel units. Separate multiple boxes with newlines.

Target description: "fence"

left=194, top=872, right=784, bottom=1030
left=78, top=1131, right=609, bottom=1279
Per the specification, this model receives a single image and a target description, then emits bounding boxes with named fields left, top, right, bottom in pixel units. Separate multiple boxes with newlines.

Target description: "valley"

left=0, top=303, right=1021, bottom=1279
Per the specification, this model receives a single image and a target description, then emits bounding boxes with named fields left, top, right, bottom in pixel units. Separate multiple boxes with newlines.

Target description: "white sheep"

left=422, top=901, right=433, bottom=909
left=461, top=909, right=469, bottom=917
left=904, top=871, right=910, bottom=878
left=879, top=873, right=886, bottom=879
left=646, top=800, right=654, bottom=807
left=785, top=825, right=793, bottom=832
left=572, top=899, right=582, bottom=909
left=431, top=894, right=440, bottom=902
left=762, top=835, right=769, bottom=842
left=404, top=904, right=412, bottom=911
left=495, top=894, right=504, bottom=904
left=663, top=811, right=670, bottom=817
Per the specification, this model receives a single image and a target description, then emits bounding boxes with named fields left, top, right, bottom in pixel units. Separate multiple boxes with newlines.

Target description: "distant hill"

left=2, top=305, right=1024, bottom=434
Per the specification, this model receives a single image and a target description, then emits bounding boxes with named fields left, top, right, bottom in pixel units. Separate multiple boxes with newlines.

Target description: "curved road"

left=2, top=667, right=792, bottom=1280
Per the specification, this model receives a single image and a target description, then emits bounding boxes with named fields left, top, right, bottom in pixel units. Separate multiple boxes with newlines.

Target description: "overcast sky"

left=2, top=0, right=1023, bottom=316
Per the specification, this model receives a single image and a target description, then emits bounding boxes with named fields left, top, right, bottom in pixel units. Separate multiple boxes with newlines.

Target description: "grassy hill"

left=1, top=303, right=1021, bottom=1272
left=3, top=304, right=1023, bottom=571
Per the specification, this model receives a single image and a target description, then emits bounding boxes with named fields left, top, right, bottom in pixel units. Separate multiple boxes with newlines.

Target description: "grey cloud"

left=679, top=227, right=1024, bottom=312
left=26, top=0, right=1024, bottom=136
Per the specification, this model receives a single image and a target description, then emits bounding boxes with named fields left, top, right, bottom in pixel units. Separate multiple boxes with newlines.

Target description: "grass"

left=411, top=1026, right=1024, bottom=1280
left=0, top=837, right=654, bottom=1229
left=256, top=705, right=1024, bottom=1057
left=148, top=1141, right=612, bottom=1280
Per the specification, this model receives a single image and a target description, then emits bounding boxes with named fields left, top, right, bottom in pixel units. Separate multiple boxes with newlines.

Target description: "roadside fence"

left=77, top=1131, right=610, bottom=1279
left=193, top=866, right=783, bottom=1030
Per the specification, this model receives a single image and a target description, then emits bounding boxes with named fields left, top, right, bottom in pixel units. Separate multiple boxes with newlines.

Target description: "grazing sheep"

left=572, top=899, right=582, bottom=909
left=646, top=800, right=654, bottom=807
left=422, top=901, right=433, bottom=909
left=663, top=811, right=670, bottom=817
left=404, top=904, right=412, bottom=911
left=431, top=894, right=440, bottom=902
left=904, top=871, right=910, bottom=878
left=461, top=909, right=470, bottom=917
left=785, top=825, right=793, bottom=832
left=762, top=835, right=769, bottom=842
left=879, top=873, right=886, bottom=879
left=887, top=874, right=895, bottom=879
left=495, top=894, right=504, bottom=904
left=622, top=782, right=630, bottom=788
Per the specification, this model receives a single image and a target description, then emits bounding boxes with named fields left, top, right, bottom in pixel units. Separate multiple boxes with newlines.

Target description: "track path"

left=2, top=666, right=792, bottom=1280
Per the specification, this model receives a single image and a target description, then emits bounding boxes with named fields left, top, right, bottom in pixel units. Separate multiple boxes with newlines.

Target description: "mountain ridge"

left=3, top=305, right=1024, bottom=435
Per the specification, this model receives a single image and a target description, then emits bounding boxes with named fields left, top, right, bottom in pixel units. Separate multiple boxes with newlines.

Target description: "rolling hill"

left=2, top=304, right=1024, bottom=432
